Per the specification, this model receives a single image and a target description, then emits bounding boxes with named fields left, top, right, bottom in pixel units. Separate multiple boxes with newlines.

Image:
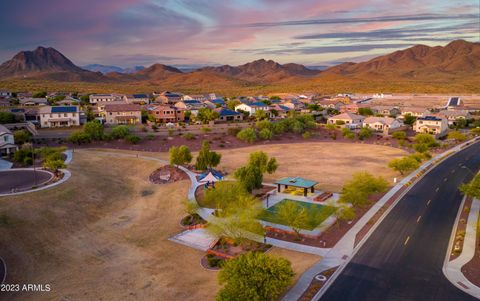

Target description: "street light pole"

left=32, top=140, right=37, bottom=186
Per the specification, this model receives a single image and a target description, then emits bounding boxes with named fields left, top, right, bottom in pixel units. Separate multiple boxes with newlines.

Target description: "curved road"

left=319, top=142, right=480, bottom=301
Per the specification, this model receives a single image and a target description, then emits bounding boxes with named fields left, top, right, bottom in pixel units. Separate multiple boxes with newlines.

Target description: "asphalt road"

left=0, top=170, right=53, bottom=194
left=320, top=142, right=480, bottom=301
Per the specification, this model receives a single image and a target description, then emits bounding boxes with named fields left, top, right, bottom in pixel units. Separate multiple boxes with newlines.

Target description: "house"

left=183, top=94, right=207, bottom=102
left=235, top=102, right=269, bottom=116
left=214, top=108, right=243, bottom=122
left=150, top=105, right=185, bottom=123
left=0, top=125, right=18, bottom=155
left=39, top=106, right=80, bottom=128
left=89, top=94, right=124, bottom=104
left=399, top=107, right=430, bottom=118
left=317, top=100, right=345, bottom=110
left=0, top=90, right=12, bottom=98
left=269, top=104, right=291, bottom=117
left=125, top=94, right=149, bottom=104
left=363, top=117, right=404, bottom=132
left=413, top=116, right=448, bottom=136
left=19, top=98, right=48, bottom=106
left=327, top=112, right=365, bottom=128
left=56, top=96, right=79, bottom=106
left=174, top=100, right=207, bottom=115
left=155, top=91, right=183, bottom=104
left=104, top=104, right=142, bottom=125
left=0, top=99, right=10, bottom=107
left=339, top=103, right=371, bottom=114
left=282, top=99, right=305, bottom=110
left=206, top=93, right=223, bottom=101
left=371, top=106, right=401, bottom=117
left=204, top=99, right=225, bottom=109
left=435, top=110, right=471, bottom=126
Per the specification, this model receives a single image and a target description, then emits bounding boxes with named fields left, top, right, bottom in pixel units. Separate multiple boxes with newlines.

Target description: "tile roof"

left=105, top=104, right=142, bottom=112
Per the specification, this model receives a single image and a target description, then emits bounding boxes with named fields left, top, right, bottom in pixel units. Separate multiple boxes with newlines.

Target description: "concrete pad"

left=169, top=228, right=217, bottom=251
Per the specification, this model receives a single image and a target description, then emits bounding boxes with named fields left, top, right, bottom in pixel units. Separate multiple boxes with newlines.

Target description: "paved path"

left=0, top=159, right=12, bottom=170
left=283, top=138, right=480, bottom=301
left=444, top=197, right=480, bottom=298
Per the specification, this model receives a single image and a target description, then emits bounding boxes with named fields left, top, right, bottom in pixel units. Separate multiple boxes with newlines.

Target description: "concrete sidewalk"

left=444, top=198, right=480, bottom=299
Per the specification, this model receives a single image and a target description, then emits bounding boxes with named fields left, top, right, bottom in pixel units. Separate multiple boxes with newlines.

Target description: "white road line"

left=444, top=178, right=448, bottom=182
left=427, top=199, right=432, bottom=206
left=417, top=216, right=422, bottom=223
left=404, top=236, right=410, bottom=246
left=436, top=187, right=440, bottom=192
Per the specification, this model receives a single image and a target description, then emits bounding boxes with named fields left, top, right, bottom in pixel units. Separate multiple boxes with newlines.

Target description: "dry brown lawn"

left=217, top=142, right=408, bottom=192
left=0, top=150, right=319, bottom=301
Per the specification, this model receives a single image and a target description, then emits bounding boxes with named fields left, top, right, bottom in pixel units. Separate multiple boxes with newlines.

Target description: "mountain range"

left=0, top=40, right=479, bottom=93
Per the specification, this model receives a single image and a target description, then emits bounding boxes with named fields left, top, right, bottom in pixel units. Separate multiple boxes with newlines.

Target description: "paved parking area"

left=0, top=170, right=53, bottom=194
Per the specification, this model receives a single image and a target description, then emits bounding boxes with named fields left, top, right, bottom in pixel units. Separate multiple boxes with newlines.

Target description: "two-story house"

left=39, top=106, right=80, bottom=128
left=414, top=116, right=448, bottom=137
left=0, top=125, right=18, bottom=155
left=104, top=104, right=142, bottom=125
left=150, top=105, right=185, bottom=123
left=89, top=94, right=124, bottom=104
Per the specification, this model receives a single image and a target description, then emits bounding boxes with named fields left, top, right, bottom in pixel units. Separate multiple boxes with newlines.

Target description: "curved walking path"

left=444, top=197, right=480, bottom=298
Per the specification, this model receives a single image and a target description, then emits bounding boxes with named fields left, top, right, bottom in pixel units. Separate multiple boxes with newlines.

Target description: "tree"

left=256, top=120, right=273, bottom=131
left=13, top=130, right=31, bottom=145
left=195, top=141, right=221, bottom=170
left=43, top=159, right=66, bottom=174
left=217, top=252, right=294, bottom=301
left=307, top=104, right=320, bottom=112
left=403, top=114, right=416, bottom=126
left=259, top=128, right=273, bottom=140
left=253, top=109, right=269, bottom=121
left=342, top=127, right=355, bottom=140
left=447, top=131, right=467, bottom=142
left=358, top=127, right=373, bottom=140
left=335, top=205, right=356, bottom=226
left=340, top=172, right=388, bottom=208
left=226, top=99, right=241, bottom=111
left=0, top=112, right=16, bottom=124
left=276, top=201, right=309, bottom=237
left=460, top=175, right=480, bottom=199
left=237, top=128, right=257, bottom=143
left=234, top=151, right=278, bottom=192
left=207, top=195, right=264, bottom=246
left=84, top=120, right=104, bottom=140
left=169, top=145, right=192, bottom=166
left=358, top=107, right=374, bottom=116
left=414, top=133, right=436, bottom=145
left=204, top=182, right=249, bottom=210
left=392, top=131, right=407, bottom=140
left=388, top=157, right=420, bottom=175
left=111, top=125, right=130, bottom=139
left=197, top=108, right=220, bottom=124
left=68, top=131, right=92, bottom=144
left=471, top=127, right=480, bottom=136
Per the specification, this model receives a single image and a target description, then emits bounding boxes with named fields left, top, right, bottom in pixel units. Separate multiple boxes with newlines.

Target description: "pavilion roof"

left=275, top=177, right=318, bottom=188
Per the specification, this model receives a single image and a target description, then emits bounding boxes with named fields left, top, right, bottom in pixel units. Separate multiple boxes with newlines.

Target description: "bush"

left=388, top=156, right=420, bottom=175
left=206, top=254, right=223, bottom=268
left=111, top=125, right=130, bottom=139
left=358, top=127, right=373, bottom=140
left=68, top=131, right=91, bottom=144
left=392, top=131, right=407, bottom=140
left=237, top=128, right=257, bottom=143
left=227, top=127, right=242, bottom=136
left=302, top=131, right=311, bottom=139
left=183, top=132, right=195, bottom=140
left=124, top=135, right=141, bottom=144
left=13, top=130, right=31, bottom=145
left=84, top=120, right=104, bottom=140
left=259, top=128, right=273, bottom=140
left=13, top=149, right=32, bottom=164
left=146, top=134, right=155, bottom=140
left=0, top=112, right=16, bottom=124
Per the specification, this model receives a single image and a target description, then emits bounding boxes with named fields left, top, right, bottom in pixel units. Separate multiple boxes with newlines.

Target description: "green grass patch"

left=259, top=199, right=337, bottom=231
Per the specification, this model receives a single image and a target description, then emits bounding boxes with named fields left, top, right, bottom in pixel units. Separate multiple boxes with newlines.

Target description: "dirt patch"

left=298, top=267, right=338, bottom=301
left=149, top=165, right=189, bottom=184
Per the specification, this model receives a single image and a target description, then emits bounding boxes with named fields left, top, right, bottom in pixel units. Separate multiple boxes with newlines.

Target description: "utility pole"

left=32, top=140, right=37, bottom=185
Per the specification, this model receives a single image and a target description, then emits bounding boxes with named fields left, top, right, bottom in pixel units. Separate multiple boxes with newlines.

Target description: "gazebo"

left=275, top=177, right=318, bottom=196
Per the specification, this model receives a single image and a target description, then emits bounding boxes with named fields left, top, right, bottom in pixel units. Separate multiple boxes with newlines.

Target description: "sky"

left=0, top=0, right=479, bottom=68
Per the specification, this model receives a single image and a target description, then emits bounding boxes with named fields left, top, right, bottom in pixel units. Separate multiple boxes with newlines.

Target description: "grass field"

left=259, top=199, right=337, bottom=230
left=218, top=142, right=408, bottom=192
left=0, top=150, right=320, bottom=301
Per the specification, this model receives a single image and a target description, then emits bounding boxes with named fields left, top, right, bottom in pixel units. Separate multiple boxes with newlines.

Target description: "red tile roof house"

left=150, top=105, right=185, bottom=123
left=104, top=104, right=142, bottom=125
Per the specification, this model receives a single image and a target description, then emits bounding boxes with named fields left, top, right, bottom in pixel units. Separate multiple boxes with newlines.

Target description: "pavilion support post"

left=304, top=188, right=307, bottom=196
left=311, top=187, right=314, bottom=193
left=277, top=184, right=281, bottom=192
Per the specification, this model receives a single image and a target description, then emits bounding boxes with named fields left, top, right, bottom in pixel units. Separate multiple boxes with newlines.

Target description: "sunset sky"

left=0, top=0, right=478, bottom=68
